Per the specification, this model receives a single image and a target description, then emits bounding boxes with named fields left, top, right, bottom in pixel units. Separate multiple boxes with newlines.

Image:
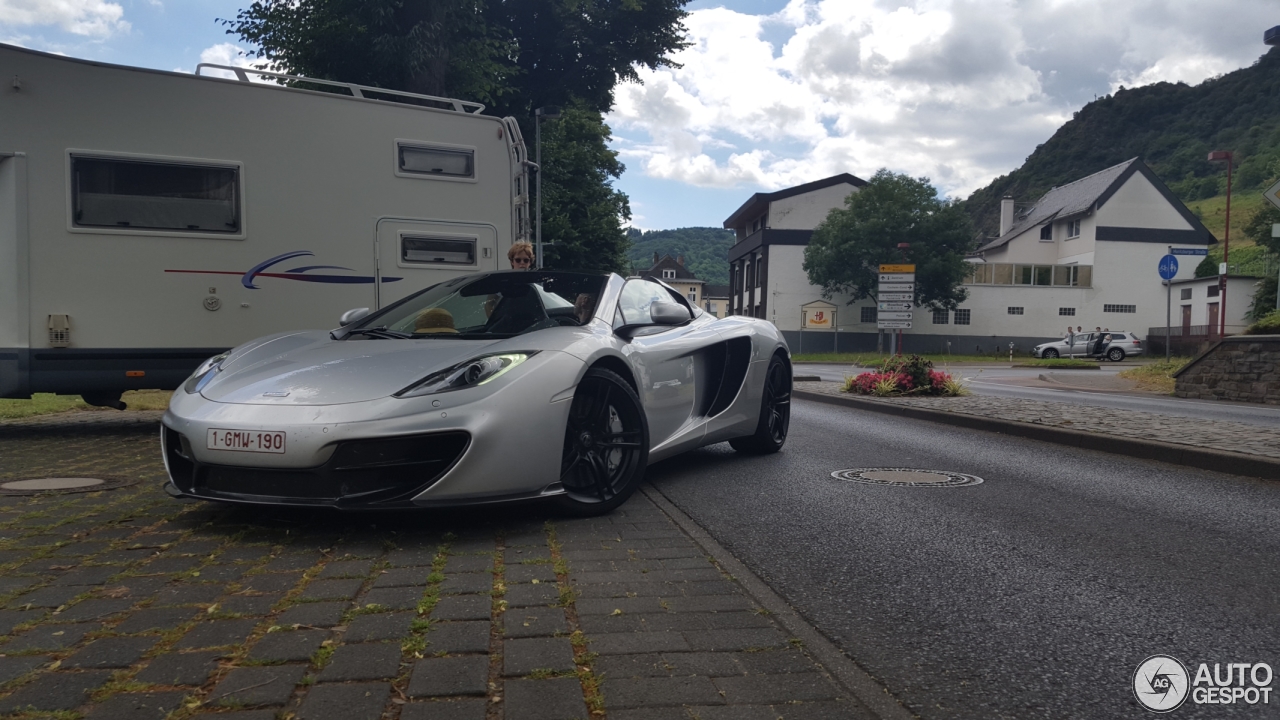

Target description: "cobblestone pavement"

left=797, top=381, right=1280, bottom=460
left=0, top=412, right=871, bottom=720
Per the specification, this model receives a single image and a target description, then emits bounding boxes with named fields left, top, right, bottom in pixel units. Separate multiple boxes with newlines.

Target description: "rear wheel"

left=1107, top=347, right=1126, bottom=362
left=1042, top=349, right=1059, bottom=359
left=729, top=354, right=790, bottom=455
left=552, top=368, right=649, bottom=516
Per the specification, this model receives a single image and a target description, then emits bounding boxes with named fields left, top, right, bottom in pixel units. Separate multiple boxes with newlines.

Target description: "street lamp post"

left=534, top=106, right=562, bottom=270
left=1208, top=150, right=1233, bottom=336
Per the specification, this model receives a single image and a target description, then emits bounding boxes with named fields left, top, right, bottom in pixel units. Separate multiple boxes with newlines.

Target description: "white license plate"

left=206, top=428, right=287, bottom=454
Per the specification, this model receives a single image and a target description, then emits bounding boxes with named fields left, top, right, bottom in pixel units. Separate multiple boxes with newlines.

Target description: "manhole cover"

left=0, top=476, right=138, bottom=495
left=831, top=468, right=984, bottom=487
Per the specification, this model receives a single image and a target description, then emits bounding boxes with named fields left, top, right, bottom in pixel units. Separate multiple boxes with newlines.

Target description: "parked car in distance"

left=1034, top=332, right=1144, bottom=361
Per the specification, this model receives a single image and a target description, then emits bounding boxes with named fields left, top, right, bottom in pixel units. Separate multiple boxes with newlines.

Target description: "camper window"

left=402, top=235, right=476, bottom=265
left=398, top=144, right=474, bottom=179
left=71, top=156, right=240, bottom=233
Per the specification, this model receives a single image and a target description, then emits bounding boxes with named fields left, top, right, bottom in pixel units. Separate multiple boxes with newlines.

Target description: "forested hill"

left=963, top=46, right=1280, bottom=237
left=626, top=227, right=736, bottom=285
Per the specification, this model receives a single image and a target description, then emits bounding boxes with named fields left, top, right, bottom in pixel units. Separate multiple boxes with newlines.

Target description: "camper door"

left=376, top=219, right=498, bottom=308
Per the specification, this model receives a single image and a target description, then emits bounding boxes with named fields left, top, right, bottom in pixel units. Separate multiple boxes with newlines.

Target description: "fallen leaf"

left=611, top=609, right=622, bottom=616
left=51, top=631, right=64, bottom=636
left=531, top=579, right=540, bottom=584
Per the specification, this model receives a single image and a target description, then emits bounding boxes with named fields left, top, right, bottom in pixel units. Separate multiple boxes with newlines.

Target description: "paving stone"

left=216, top=546, right=274, bottom=563
left=504, top=637, right=576, bottom=676
left=64, top=635, right=158, bottom=668
left=208, top=665, right=308, bottom=707
left=319, top=559, right=375, bottom=578
left=0, top=608, right=46, bottom=633
left=503, top=531, right=546, bottom=547
left=330, top=540, right=384, bottom=559
left=51, top=565, right=123, bottom=586
left=681, top=706, right=778, bottom=720
left=588, top=631, right=690, bottom=655
left=218, top=594, right=281, bottom=616
left=440, top=573, right=492, bottom=595
left=503, top=677, right=589, bottom=720
left=278, top=601, right=347, bottom=627
left=426, top=621, right=490, bottom=654
left=297, top=681, right=390, bottom=720
left=503, top=608, right=567, bottom=638
left=0, top=669, right=113, bottom=712
left=249, top=629, right=328, bottom=662
left=578, top=613, right=706, bottom=634
left=54, top=597, right=136, bottom=622
left=504, top=583, right=560, bottom=607
left=114, top=606, right=199, bottom=634
left=682, top=628, right=788, bottom=652
left=735, top=648, right=819, bottom=675
left=407, top=655, right=489, bottom=697
left=84, top=690, right=187, bottom=720
left=399, top=698, right=488, bottom=720
left=504, top=548, right=551, bottom=564
left=151, top=583, right=225, bottom=607
left=2, top=621, right=100, bottom=652
left=575, top=597, right=665, bottom=615
left=318, top=642, right=403, bottom=681
left=177, top=618, right=259, bottom=649
left=0, top=577, right=40, bottom=596
left=100, top=576, right=169, bottom=599
left=608, top=708, right=693, bottom=720
left=771, top=700, right=864, bottom=719
left=444, top=555, right=494, bottom=573
left=713, top=674, right=839, bottom=703
left=433, top=595, right=491, bottom=621
left=345, top=611, right=415, bottom=642
left=10, top=583, right=86, bottom=608
left=664, top=595, right=753, bottom=612
left=240, top=572, right=303, bottom=594
left=300, top=578, right=364, bottom=601
left=135, top=651, right=224, bottom=686
left=505, top=564, right=557, bottom=583
left=363, top=586, right=423, bottom=610
left=167, top=539, right=223, bottom=555
left=190, top=564, right=247, bottom=582
left=263, top=554, right=321, bottom=572
left=603, top=676, right=725, bottom=708
left=387, top=548, right=439, bottom=567
left=374, top=567, right=431, bottom=587
left=0, top=655, right=49, bottom=684
left=137, top=555, right=204, bottom=574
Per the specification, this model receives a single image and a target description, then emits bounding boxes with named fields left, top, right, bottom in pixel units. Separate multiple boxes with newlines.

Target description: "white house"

left=724, top=160, right=1228, bottom=354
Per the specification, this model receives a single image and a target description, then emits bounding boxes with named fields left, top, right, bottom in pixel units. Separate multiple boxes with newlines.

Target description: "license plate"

left=206, top=428, right=286, bottom=454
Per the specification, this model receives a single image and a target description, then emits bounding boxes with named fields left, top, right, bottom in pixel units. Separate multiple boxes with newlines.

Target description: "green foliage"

left=625, top=227, right=736, bottom=284
left=1249, top=275, right=1279, bottom=321
left=804, top=169, right=974, bottom=310
left=1242, top=204, right=1280, bottom=256
left=964, top=47, right=1280, bottom=236
left=1193, top=244, right=1275, bottom=278
left=1245, top=309, right=1280, bottom=335
left=879, top=354, right=934, bottom=391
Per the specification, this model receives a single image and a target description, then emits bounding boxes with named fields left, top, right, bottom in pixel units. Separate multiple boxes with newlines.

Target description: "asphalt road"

left=646, top=398, right=1280, bottom=719
left=799, top=363, right=1280, bottom=429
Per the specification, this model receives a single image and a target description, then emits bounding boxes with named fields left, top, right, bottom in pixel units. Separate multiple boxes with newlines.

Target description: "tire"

left=552, top=368, right=649, bottom=516
left=729, top=354, right=791, bottom=455
left=1107, top=347, right=1125, bottom=362
left=1042, top=349, right=1059, bottom=359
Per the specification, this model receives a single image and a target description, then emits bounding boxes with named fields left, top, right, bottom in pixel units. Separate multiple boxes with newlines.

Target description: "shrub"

left=1244, top=309, right=1280, bottom=335
left=843, top=360, right=967, bottom=397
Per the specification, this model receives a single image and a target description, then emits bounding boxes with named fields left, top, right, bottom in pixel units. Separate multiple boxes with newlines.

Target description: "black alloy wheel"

left=1107, top=347, right=1126, bottom=362
left=554, top=367, right=649, bottom=516
left=730, top=354, right=790, bottom=455
left=1042, top=348, right=1059, bottom=359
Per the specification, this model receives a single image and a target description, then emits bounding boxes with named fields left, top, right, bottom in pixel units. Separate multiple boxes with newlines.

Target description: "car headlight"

left=395, top=353, right=535, bottom=398
left=183, top=351, right=231, bottom=394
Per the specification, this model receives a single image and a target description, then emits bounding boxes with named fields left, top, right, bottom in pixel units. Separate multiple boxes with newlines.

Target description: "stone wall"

left=1173, top=335, right=1280, bottom=404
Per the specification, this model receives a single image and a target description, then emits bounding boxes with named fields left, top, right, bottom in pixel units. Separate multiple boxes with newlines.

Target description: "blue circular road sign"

left=1158, top=254, right=1179, bottom=280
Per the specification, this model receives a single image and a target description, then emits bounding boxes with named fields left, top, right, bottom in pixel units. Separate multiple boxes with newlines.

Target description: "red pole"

left=1222, top=155, right=1231, bottom=337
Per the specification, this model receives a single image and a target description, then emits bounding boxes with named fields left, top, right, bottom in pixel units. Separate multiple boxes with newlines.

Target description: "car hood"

left=201, top=330, right=504, bottom=405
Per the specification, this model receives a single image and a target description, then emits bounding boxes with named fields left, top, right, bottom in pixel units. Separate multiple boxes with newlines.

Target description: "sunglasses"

left=512, top=256, right=532, bottom=265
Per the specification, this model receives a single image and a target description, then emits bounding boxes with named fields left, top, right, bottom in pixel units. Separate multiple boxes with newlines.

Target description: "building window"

left=954, top=309, right=971, bottom=325
left=707, top=302, right=717, bottom=313
left=969, top=264, right=1091, bottom=287
left=861, top=307, right=877, bottom=323
left=397, top=143, right=475, bottom=178
left=1066, top=219, right=1081, bottom=238
left=71, top=155, right=240, bottom=234
left=662, top=269, right=676, bottom=279
left=1058, top=307, right=1075, bottom=316
left=753, top=304, right=761, bottom=318
left=1207, top=285, right=1219, bottom=297
left=1008, top=307, right=1024, bottom=315
left=1103, top=304, right=1136, bottom=313
left=1040, top=225, right=1052, bottom=241
left=401, top=235, right=475, bottom=265
left=687, top=290, right=697, bottom=302
left=1180, top=288, right=1193, bottom=300
left=932, top=309, right=949, bottom=324
left=756, top=256, right=764, bottom=288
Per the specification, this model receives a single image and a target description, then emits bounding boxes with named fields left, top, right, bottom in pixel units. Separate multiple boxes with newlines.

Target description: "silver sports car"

left=161, top=270, right=791, bottom=515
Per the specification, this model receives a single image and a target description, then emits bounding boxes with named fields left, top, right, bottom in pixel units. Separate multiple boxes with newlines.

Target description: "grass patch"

left=0, top=390, right=173, bottom=420
left=1118, top=358, right=1192, bottom=394
left=310, top=644, right=335, bottom=669
left=1013, top=358, right=1099, bottom=369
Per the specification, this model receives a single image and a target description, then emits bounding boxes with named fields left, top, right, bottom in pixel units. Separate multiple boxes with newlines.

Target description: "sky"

left=3, top=0, right=1278, bottom=230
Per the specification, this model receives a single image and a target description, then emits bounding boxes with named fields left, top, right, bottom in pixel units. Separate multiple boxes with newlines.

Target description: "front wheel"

left=1107, top=347, right=1126, bottom=362
left=1042, top=349, right=1059, bottom=359
left=729, top=354, right=790, bottom=455
left=552, top=368, right=649, bottom=516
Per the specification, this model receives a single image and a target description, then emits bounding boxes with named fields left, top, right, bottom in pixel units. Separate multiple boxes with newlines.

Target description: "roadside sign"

left=878, top=302, right=912, bottom=311
left=1170, top=248, right=1208, bottom=256
left=879, top=264, right=916, bottom=273
left=878, top=283, right=915, bottom=292
left=1158, top=254, right=1178, bottom=280
left=878, top=273, right=915, bottom=283
left=1265, top=178, right=1280, bottom=211
left=878, top=311, right=912, bottom=320
left=877, top=320, right=912, bottom=329
left=878, top=292, right=913, bottom=301
left=1219, top=262, right=1228, bottom=275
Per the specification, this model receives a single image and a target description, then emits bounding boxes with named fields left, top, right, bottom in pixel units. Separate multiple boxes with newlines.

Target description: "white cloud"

left=0, top=0, right=128, bottom=37
left=608, top=0, right=1278, bottom=199
left=178, top=43, right=269, bottom=80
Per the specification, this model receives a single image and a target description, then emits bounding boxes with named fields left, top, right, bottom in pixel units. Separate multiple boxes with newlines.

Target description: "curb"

left=642, top=485, right=916, bottom=720
left=793, top=389, right=1280, bottom=481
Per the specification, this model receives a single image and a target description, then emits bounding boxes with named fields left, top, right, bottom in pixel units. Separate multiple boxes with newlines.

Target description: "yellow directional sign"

left=880, top=264, right=916, bottom=273
left=1265, top=179, right=1280, bottom=212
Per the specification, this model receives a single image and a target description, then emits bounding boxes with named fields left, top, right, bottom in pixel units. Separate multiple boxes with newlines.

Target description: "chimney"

left=677, top=254, right=684, bottom=267
left=999, top=196, right=1015, bottom=236
left=653, top=252, right=659, bottom=266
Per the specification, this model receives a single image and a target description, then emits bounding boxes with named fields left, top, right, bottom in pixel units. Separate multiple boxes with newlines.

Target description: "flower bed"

left=842, top=355, right=968, bottom=397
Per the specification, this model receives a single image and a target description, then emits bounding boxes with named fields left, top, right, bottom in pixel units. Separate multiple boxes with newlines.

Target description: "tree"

left=1242, top=204, right=1280, bottom=256
left=804, top=170, right=975, bottom=311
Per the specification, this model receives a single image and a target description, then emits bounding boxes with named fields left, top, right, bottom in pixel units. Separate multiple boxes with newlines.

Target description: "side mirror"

left=650, top=302, right=691, bottom=325
left=339, top=307, right=370, bottom=327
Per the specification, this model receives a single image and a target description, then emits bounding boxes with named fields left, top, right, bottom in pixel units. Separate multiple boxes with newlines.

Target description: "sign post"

left=1158, top=251, right=1179, bottom=362
left=877, top=264, right=915, bottom=355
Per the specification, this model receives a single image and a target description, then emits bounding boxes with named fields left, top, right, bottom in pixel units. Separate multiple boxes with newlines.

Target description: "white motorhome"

left=0, top=43, right=530, bottom=406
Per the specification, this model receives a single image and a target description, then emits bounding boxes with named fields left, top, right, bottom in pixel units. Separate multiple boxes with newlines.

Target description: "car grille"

left=163, top=427, right=469, bottom=508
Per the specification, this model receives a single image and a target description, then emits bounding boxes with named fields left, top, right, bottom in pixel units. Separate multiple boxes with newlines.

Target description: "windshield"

left=357, top=271, right=608, bottom=339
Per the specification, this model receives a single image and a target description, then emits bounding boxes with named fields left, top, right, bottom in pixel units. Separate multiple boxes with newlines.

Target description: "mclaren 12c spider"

left=161, top=270, right=791, bottom=515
